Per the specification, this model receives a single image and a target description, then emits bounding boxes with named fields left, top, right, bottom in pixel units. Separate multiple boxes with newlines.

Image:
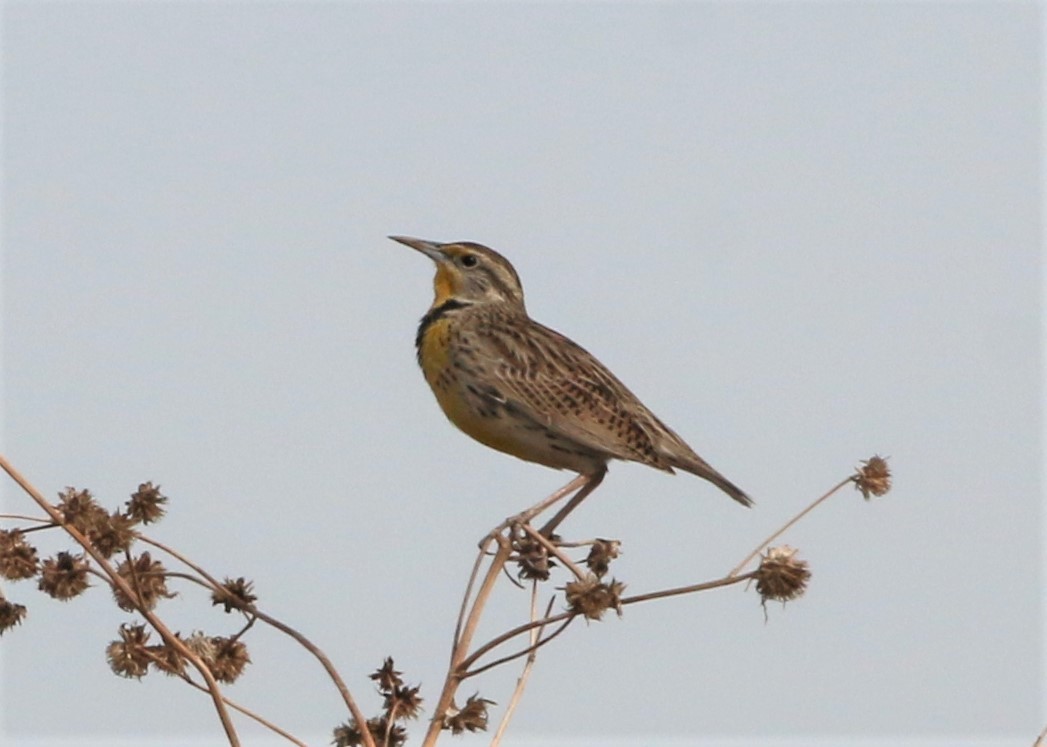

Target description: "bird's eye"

left=460, top=254, right=479, bottom=268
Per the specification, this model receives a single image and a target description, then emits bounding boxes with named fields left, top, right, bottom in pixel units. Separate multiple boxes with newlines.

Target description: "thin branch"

left=622, top=571, right=757, bottom=605
left=462, top=571, right=755, bottom=673
left=454, top=535, right=495, bottom=652
left=1033, top=722, right=1047, bottom=747
left=729, top=476, right=854, bottom=577
left=490, top=586, right=548, bottom=746
left=0, top=512, right=53, bottom=525
left=422, top=534, right=513, bottom=747
left=465, top=616, right=573, bottom=679
left=137, top=534, right=229, bottom=592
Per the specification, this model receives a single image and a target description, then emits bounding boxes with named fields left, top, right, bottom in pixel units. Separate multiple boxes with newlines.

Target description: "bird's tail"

left=672, top=456, right=753, bottom=507
left=702, top=469, right=753, bottom=507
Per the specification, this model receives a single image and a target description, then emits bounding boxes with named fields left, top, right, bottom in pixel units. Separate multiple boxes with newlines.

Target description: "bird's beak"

left=388, top=235, right=446, bottom=262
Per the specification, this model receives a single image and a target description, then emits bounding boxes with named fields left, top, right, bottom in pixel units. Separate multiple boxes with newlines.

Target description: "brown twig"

left=729, top=476, right=854, bottom=577
left=422, top=533, right=513, bottom=747
left=490, top=585, right=551, bottom=745
left=461, top=571, right=755, bottom=674
left=464, top=616, right=573, bottom=679
left=453, top=535, right=495, bottom=652
left=0, top=512, right=52, bottom=525
left=1033, top=723, right=1047, bottom=747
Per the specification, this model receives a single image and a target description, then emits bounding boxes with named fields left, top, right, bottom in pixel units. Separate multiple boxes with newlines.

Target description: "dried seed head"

left=211, top=577, right=257, bottom=613
left=331, top=720, right=363, bottom=747
left=332, top=717, right=402, bottom=747
left=564, top=574, right=626, bottom=621
left=854, top=455, right=892, bottom=500
left=755, top=546, right=811, bottom=609
left=147, top=641, right=187, bottom=677
left=58, top=487, right=107, bottom=533
left=38, top=551, right=90, bottom=600
left=0, top=530, right=40, bottom=580
left=384, top=684, right=424, bottom=720
left=0, top=594, right=27, bottom=635
left=512, top=533, right=555, bottom=581
left=183, top=630, right=216, bottom=661
left=112, top=552, right=175, bottom=611
left=443, top=693, right=495, bottom=734
left=207, top=636, right=251, bottom=683
left=126, top=482, right=168, bottom=525
left=106, top=623, right=152, bottom=679
left=90, top=511, right=137, bottom=558
left=370, top=656, right=404, bottom=693
left=585, top=538, right=621, bottom=578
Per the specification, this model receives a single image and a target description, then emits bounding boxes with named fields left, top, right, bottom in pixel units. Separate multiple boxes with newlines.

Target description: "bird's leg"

left=538, top=466, right=607, bottom=537
left=510, top=473, right=589, bottom=529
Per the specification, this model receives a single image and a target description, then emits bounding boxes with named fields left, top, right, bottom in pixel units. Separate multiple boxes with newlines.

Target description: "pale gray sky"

left=1, top=3, right=1042, bottom=746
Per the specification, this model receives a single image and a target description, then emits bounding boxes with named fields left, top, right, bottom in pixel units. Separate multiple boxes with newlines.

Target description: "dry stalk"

left=490, top=583, right=550, bottom=745
left=729, top=476, right=853, bottom=577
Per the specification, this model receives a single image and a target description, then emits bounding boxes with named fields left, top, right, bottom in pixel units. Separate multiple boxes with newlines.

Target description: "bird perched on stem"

left=391, top=236, right=751, bottom=533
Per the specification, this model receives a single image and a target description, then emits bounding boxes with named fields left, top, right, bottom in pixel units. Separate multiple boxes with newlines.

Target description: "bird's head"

left=390, top=236, right=526, bottom=311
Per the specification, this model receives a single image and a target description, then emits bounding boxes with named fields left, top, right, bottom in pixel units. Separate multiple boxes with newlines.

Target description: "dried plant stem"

left=137, top=534, right=375, bottom=747
left=0, top=512, right=51, bottom=524
left=623, top=571, right=757, bottom=604
left=0, top=453, right=241, bottom=747
left=453, top=536, right=495, bottom=652
left=462, top=570, right=754, bottom=674
left=1034, top=723, right=1047, bottom=747
left=423, top=535, right=513, bottom=747
left=729, top=476, right=854, bottom=577
left=490, top=584, right=549, bottom=746
left=464, top=616, right=572, bottom=679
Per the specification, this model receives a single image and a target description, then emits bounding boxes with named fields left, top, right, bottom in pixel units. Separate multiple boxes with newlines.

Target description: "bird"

left=390, top=235, right=751, bottom=532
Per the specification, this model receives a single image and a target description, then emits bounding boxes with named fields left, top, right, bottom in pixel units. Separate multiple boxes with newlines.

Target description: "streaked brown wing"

left=476, top=314, right=674, bottom=469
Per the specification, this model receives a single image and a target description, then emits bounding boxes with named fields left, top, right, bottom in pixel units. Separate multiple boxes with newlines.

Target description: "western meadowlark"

left=391, top=235, right=751, bottom=532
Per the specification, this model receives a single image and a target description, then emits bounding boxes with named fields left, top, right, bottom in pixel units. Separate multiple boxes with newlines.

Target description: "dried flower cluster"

left=205, top=636, right=252, bottom=683
left=0, top=484, right=179, bottom=633
left=585, top=538, right=620, bottom=578
left=39, top=551, right=91, bottom=600
left=564, top=574, right=625, bottom=621
left=105, top=625, right=250, bottom=683
left=0, top=592, right=27, bottom=635
left=211, top=576, right=258, bottom=613
left=112, top=552, right=175, bottom=611
left=443, top=693, right=495, bottom=735
left=106, top=623, right=153, bottom=679
left=754, top=545, right=810, bottom=609
left=854, top=455, right=892, bottom=500
left=125, top=482, right=168, bottom=524
left=58, top=488, right=135, bottom=558
left=0, top=530, right=39, bottom=580
left=512, top=531, right=555, bottom=581
left=333, top=657, right=424, bottom=747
